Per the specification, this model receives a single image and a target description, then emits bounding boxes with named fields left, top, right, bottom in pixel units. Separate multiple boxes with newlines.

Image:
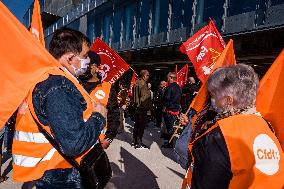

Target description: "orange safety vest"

left=12, top=68, right=93, bottom=182
left=89, top=81, right=111, bottom=141
left=182, top=114, right=284, bottom=189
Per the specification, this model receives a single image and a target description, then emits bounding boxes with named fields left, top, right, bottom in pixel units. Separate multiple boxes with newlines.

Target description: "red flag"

left=129, top=71, right=139, bottom=96
left=30, top=0, right=45, bottom=46
left=90, top=38, right=130, bottom=84
left=180, top=19, right=225, bottom=83
left=256, top=50, right=284, bottom=149
left=189, top=39, right=236, bottom=113
left=0, top=2, right=60, bottom=129
left=177, top=64, right=189, bottom=87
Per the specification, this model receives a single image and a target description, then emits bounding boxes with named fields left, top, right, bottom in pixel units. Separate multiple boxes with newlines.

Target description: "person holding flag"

left=80, top=50, right=120, bottom=149
left=161, top=72, right=182, bottom=148
left=12, top=28, right=108, bottom=188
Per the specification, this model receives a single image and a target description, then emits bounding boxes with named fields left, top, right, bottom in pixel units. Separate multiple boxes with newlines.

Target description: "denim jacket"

left=32, top=75, right=105, bottom=157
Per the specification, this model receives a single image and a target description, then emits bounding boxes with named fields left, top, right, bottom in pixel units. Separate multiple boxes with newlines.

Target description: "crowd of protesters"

left=1, top=26, right=283, bottom=189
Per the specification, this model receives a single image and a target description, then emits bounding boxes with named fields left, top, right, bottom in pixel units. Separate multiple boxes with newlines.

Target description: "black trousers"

left=133, top=109, right=148, bottom=145
left=155, top=107, right=163, bottom=127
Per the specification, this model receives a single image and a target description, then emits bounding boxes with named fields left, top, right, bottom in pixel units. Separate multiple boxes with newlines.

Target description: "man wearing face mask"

left=12, top=28, right=107, bottom=188
left=80, top=51, right=120, bottom=149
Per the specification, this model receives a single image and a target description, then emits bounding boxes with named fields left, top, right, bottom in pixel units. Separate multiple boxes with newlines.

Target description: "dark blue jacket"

left=32, top=75, right=105, bottom=157
left=163, top=82, right=182, bottom=112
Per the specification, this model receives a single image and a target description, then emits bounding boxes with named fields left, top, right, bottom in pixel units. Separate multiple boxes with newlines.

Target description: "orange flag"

left=0, top=2, right=60, bottom=129
left=189, top=39, right=236, bottom=113
left=30, top=0, right=45, bottom=46
left=256, top=50, right=284, bottom=149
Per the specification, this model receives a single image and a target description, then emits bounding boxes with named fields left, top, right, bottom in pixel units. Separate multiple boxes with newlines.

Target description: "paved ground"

left=0, top=119, right=186, bottom=189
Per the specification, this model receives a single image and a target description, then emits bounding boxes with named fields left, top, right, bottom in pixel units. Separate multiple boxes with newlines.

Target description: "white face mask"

left=71, top=56, right=90, bottom=76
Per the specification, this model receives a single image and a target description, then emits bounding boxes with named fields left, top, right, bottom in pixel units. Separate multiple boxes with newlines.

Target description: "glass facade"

left=40, top=0, right=284, bottom=51
left=228, top=0, right=256, bottom=16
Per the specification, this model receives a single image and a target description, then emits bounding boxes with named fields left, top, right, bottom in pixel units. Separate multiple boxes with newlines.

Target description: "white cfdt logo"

left=253, top=134, right=280, bottom=175
left=95, top=90, right=106, bottom=100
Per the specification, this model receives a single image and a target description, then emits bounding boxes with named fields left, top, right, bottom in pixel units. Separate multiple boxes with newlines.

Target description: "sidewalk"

left=0, top=118, right=185, bottom=189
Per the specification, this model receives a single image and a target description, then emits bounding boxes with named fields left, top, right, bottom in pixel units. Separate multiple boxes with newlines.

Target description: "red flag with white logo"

left=129, top=71, right=139, bottom=96
left=180, top=19, right=225, bottom=83
left=90, top=38, right=130, bottom=84
left=176, top=64, right=189, bottom=88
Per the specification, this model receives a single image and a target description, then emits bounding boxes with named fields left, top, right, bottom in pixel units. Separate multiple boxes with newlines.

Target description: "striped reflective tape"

left=14, top=131, right=49, bottom=144
left=13, top=148, right=57, bottom=167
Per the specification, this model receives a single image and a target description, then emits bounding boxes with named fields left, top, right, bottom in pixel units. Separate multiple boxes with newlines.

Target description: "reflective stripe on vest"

left=13, top=148, right=56, bottom=167
left=13, top=68, right=94, bottom=182
left=14, top=131, right=49, bottom=143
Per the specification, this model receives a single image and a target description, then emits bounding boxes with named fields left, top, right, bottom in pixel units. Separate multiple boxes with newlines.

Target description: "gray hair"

left=206, top=64, right=259, bottom=109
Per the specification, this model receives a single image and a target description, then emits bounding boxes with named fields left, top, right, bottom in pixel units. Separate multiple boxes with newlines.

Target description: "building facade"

left=24, top=0, right=284, bottom=84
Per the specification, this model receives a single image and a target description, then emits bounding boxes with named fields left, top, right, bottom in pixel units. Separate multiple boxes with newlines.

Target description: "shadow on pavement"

left=107, top=147, right=159, bottom=189
left=120, top=118, right=181, bottom=166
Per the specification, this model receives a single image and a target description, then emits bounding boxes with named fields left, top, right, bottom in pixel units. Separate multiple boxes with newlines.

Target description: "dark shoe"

left=140, top=143, right=149, bottom=149
left=161, top=142, right=173, bottom=148
left=0, top=176, right=8, bottom=183
left=135, top=144, right=149, bottom=150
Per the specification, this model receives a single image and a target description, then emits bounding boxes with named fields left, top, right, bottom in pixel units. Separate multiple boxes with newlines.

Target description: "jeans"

left=35, top=168, right=82, bottom=189
left=163, top=112, right=178, bottom=137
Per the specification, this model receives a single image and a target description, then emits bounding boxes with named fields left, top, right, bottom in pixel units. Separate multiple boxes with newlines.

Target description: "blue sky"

left=2, top=0, right=34, bottom=23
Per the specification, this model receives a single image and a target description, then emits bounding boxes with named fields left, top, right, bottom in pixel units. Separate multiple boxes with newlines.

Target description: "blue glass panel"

left=172, top=0, right=183, bottom=29
left=87, top=11, right=95, bottom=42
left=153, top=0, right=169, bottom=33
left=124, top=3, right=136, bottom=41
left=113, top=9, right=123, bottom=43
left=195, top=0, right=224, bottom=26
left=228, top=0, right=256, bottom=16
left=68, top=19, right=80, bottom=30
left=183, top=0, right=193, bottom=27
left=94, top=15, right=102, bottom=38
left=139, top=0, right=150, bottom=36
left=159, top=0, right=169, bottom=32
left=271, top=0, right=284, bottom=5
left=103, top=14, right=111, bottom=43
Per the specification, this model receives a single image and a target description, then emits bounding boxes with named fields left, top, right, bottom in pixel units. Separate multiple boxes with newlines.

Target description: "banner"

left=129, top=71, right=139, bottom=96
left=177, top=64, right=189, bottom=88
left=256, top=50, right=284, bottom=150
left=189, top=39, right=236, bottom=114
left=0, top=2, right=60, bottom=129
left=30, top=0, right=45, bottom=46
left=90, top=38, right=130, bottom=84
left=180, top=19, right=225, bottom=83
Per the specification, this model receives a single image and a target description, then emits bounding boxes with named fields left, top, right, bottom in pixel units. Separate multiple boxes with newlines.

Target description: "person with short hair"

left=132, top=70, right=152, bottom=149
left=162, top=72, right=182, bottom=148
left=80, top=50, right=120, bottom=149
left=154, top=81, right=167, bottom=128
left=12, top=28, right=107, bottom=188
left=117, top=80, right=129, bottom=133
left=183, top=64, right=284, bottom=189
left=181, top=76, right=198, bottom=113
